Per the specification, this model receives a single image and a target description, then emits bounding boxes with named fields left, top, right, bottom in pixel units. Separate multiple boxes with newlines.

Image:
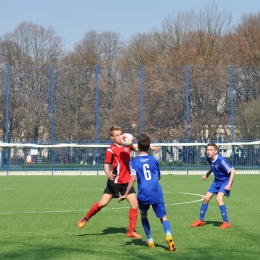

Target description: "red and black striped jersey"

left=104, top=144, right=132, bottom=184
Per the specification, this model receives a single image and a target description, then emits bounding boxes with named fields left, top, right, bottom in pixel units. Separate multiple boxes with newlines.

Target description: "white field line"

left=0, top=192, right=204, bottom=215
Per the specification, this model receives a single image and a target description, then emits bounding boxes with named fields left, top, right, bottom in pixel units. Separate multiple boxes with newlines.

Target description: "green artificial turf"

left=0, top=174, right=259, bottom=260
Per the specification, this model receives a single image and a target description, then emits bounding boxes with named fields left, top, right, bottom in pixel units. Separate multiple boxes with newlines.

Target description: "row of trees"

left=0, top=2, right=260, bottom=142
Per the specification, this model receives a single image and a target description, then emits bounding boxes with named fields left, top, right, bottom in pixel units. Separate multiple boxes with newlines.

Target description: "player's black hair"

left=137, top=134, right=150, bottom=152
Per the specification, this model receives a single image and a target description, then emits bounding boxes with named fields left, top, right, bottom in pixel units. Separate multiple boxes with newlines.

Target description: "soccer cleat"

left=146, top=241, right=155, bottom=248
left=220, top=221, right=231, bottom=229
left=191, top=220, right=204, bottom=227
left=78, top=217, right=88, bottom=229
left=126, top=231, right=142, bottom=238
left=166, top=235, right=176, bottom=251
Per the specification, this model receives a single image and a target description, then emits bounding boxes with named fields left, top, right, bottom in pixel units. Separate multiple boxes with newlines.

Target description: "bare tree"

left=120, top=32, right=163, bottom=66
left=151, top=10, right=194, bottom=65
left=61, top=31, right=130, bottom=140
left=188, top=66, right=231, bottom=141
left=0, top=22, right=64, bottom=142
left=235, top=99, right=260, bottom=139
left=229, top=13, right=260, bottom=140
left=231, top=12, right=260, bottom=66
left=149, top=2, right=233, bottom=66
left=142, top=66, right=186, bottom=140
left=0, top=22, right=64, bottom=67
left=65, top=30, right=102, bottom=67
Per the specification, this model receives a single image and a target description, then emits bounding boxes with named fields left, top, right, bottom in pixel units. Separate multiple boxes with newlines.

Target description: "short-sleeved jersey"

left=130, top=154, right=164, bottom=204
left=104, top=144, right=131, bottom=184
left=206, top=154, right=233, bottom=183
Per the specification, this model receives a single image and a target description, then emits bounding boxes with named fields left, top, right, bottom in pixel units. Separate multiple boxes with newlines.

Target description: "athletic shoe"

left=146, top=241, right=155, bottom=248
left=166, top=235, right=176, bottom=251
left=126, top=231, right=142, bottom=238
left=78, top=217, right=88, bottom=229
left=190, top=220, right=204, bottom=227
left=220, top=222, right=231, bottom=229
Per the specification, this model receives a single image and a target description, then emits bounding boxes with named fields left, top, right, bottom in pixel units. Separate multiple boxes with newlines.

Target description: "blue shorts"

left=208, top=182, right=230, bottom=197
left=138, top=202, right=166, bottom=218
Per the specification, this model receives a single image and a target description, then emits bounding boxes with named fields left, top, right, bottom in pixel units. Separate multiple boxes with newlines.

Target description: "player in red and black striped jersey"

left=78, top=126, right=158, bottom=238
left=104, top=143, right=132, bottom=184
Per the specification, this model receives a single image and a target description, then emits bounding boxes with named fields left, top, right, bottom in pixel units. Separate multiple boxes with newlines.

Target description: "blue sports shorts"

left=138, top=202, right=166, bottom=218
left=208, top=182, right=230, bottom=197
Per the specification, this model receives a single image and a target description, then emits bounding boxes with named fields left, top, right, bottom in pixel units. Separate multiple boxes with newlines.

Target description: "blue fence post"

left=230, top=65, right=235, bottom=165
left=95, top=65, right=99, bottom=174
left=140, top=65, right=145, bottom=134
left=5, top=65, right=9, bottom=175
left=50, top=66, right=55, bottom=175
left=185, top=65, right=189, bottom=175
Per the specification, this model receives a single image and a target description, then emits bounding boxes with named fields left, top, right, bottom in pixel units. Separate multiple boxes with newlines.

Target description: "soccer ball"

left=120, top=133, right=134, bottom=146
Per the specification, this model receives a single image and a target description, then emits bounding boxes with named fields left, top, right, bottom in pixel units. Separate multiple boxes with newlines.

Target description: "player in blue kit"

left=191, top=143, right=236, bottom=229
left=118, top=134, right=176, bottom=251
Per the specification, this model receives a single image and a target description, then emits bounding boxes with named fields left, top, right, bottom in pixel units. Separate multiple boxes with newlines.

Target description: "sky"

left=0, top=0, right=259, bottom=51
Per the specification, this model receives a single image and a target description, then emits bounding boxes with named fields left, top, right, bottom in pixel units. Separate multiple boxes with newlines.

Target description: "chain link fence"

left=1, top=65, right=260, bottom=173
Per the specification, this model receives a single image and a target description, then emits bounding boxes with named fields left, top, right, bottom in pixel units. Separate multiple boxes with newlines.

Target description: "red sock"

left=128, top=208, right=138, bottom=233
left=85, top=202, right=101, bottom=220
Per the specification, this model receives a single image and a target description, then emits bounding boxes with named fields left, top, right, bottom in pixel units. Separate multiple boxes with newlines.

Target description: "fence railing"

left=1, top=65, right=260, bottom=173
left=0, top=142, right=259, bottom=175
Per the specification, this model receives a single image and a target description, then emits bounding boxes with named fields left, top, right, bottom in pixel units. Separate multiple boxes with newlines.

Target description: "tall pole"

left=95, top=65, right=99, bottom=174
left=230, top=65, right=235, bottom=165
left=140, top=65, right=145, bottom=134
left=50, top=66, right=54, bottom=175
left=185, top=65, right=189, bottom=175
left=5, top=65, right=9, bottom=175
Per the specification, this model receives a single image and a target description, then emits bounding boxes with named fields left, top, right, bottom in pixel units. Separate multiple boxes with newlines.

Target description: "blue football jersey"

left=130, top=154, right=164, bottom=204
left=206, top=154, right=233, bottom=183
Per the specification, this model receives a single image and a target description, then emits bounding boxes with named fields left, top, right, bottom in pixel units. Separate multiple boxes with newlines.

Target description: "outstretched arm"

left=225, top=168, right=235, bottom=190
left=150, top=145, right=158, bottom=153
left=202, top=169, right=213, bottom=180
left=132, top=145, right=158, bottom=153
left=118, top=175, right=136, bottom=203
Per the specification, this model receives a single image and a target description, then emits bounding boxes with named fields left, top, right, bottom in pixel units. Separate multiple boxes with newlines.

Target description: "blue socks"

left=199, top=203, right=228, bottom=222
left=199, top=203, right=208, bottom=221
left=142, top=218, right=172, bottom=240
left=162, top=220, right=171, bottom=235
left=141, top=218, right=151, bottom=237
left=219, top=204, right=228, bottom=222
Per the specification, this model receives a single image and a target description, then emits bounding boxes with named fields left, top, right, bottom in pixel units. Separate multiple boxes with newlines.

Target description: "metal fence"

left=0, top=142, right=260, bottom=175
left=1, top=65, right=260, bottom=173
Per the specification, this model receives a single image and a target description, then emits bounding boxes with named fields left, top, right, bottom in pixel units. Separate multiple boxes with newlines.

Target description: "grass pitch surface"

left=0, top=174, right=259, bottom=260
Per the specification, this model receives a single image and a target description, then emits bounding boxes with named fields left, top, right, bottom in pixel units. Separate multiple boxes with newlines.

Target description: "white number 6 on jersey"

left=143, top=163, right=151, bottom=180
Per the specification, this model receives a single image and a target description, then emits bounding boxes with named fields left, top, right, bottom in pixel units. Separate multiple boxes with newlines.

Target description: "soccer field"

left=0, top=174, right=259, bottom=260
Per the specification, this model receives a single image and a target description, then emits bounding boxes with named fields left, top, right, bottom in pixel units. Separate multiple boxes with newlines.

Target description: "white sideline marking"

left=0, top=192, right=203, bottom=215
left=165, top=192, right=204, bottom=206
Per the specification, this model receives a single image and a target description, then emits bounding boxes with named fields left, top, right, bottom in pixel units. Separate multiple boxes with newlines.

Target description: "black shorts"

left=103, top=180, right=136, bottom=198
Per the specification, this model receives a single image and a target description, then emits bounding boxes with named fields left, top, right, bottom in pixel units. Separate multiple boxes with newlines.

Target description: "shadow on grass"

left=124, top=239, right=169, bottom=251
left=78, top=226, right=127, bottom=236
left=203, top=220, right=222, bottom=227
left=78, top=226, right=173, bottom=251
